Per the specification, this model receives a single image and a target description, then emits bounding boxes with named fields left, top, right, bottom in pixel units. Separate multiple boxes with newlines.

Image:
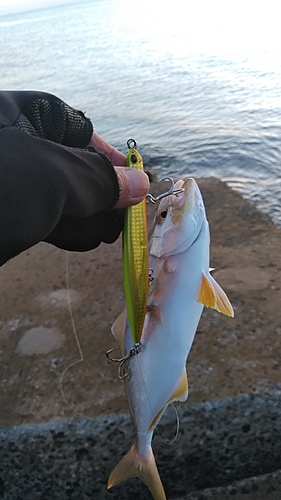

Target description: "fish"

left=122, top=140, right=149, bottom=343
left=108, top=178, right=234, bottom=499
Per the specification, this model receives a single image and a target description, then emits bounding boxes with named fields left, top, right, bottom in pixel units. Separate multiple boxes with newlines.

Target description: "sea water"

left=1, top=0, right=281, bottom=225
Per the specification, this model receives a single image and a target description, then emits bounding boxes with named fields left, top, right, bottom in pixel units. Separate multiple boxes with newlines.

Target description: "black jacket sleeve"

left=0, top=91, right=122, bottom=266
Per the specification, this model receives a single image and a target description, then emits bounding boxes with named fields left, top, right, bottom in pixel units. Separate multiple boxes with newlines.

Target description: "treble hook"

left=106, top=343, right=142, bottom=379
left=146, top=177, right=185, bottom=204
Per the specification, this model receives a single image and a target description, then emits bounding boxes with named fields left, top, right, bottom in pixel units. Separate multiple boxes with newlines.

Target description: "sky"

left=0, top=0, right=78, bottom=16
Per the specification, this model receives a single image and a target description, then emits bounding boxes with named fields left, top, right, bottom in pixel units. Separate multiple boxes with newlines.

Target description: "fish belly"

left=125, top=227, right=208, bottom=435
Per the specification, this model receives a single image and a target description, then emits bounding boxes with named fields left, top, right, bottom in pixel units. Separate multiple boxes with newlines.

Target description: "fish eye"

left=157, top=210, right=168, bottom=222
left=130, top=154, right=137, bottom=164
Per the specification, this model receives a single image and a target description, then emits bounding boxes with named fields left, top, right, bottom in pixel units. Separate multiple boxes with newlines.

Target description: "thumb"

left=114, top=167, right=150, bottom=208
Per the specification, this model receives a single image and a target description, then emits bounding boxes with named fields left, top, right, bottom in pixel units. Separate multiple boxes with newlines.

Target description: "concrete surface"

left=1, top=391, right=281, bottom=499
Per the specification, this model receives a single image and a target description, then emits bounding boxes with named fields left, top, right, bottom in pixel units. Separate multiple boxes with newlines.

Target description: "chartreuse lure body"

left=122, top=139, right=149, bottom=344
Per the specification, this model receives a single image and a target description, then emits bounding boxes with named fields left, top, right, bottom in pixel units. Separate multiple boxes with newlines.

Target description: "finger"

left=114, top=167, right=150, bottom=208
left=88, top=132, right=126, bottom=166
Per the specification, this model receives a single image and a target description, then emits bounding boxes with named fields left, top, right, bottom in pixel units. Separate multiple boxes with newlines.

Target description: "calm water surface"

left=1, top=0, right=281, bottom=224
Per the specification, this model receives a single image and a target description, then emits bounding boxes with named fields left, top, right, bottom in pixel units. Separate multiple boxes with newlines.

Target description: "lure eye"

left=130, top=154, right=137, bottom=164
left=157, top=210, right=168, bottom=222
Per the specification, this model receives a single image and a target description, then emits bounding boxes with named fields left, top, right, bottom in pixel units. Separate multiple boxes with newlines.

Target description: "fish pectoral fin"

left=147, top=371, right=188, bottom=433
left=197, top=272, right=234, bottom=317
left=111, top=309, right=127, bottom=356
left=108, top=444, right=167, bottom=500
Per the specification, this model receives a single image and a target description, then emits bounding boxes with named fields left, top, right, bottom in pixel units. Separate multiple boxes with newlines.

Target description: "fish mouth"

left=150, top=177, right=205, bottom=258
left=181, top=178, right=198, bottom=215
left=169, top=178, right=204, bottom=225
left=154, top=178, right=202, bottom=224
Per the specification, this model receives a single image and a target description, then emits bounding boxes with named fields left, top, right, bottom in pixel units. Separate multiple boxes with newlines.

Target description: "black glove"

left=45, top=209, right=124, bottom=251
left=0, top=91, right=122, bottom=266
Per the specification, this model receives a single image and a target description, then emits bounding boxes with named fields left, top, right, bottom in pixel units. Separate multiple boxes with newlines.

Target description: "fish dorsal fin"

left=111, top=310, right=127, bottom=357
left=147, top=370, right=188, bottom=433
left=197, top=272, right=234, bottom=317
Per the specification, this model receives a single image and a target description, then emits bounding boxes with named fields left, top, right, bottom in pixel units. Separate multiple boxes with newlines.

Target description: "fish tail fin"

left=108, top=444, right=167, bottom=500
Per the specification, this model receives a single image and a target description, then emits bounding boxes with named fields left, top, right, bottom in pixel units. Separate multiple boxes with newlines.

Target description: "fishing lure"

left=107, top=143, right=185, bottom=374
left=122, top=139, right=149, bottom=344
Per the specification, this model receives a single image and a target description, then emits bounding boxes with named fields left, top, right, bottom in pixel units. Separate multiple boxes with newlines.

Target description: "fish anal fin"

left=197, top=272, right=234, bottom=317
left=168, top=369, right=188, bottom=404
left=111, top=310, right=127, bottom=357
left=108, top=444, right=167, bottom=500
left=147, top=406, right=167, bottom=433
left=147, top=371, right=188, bottom=433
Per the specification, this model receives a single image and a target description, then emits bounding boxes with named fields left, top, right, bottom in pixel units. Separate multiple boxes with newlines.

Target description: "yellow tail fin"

left=108, top=444, right=167, bottom=500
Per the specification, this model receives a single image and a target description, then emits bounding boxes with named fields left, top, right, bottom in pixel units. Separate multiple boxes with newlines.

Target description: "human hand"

left=89, top=132, right=127, bottom=166
left=0, top=91, right=151, bottom=265
left=89, top=132, right=150, bottom=208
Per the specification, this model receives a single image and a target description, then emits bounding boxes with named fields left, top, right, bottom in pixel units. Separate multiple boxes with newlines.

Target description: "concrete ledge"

left=1, top=390, right=281, bottom=499
left=184, top=470, right=281, bottom=500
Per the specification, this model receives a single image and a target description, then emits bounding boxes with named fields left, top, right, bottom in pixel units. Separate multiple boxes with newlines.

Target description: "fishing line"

left=59, top=251, right=84, bottom=416
left=159, top=403, right=180, bottom=446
